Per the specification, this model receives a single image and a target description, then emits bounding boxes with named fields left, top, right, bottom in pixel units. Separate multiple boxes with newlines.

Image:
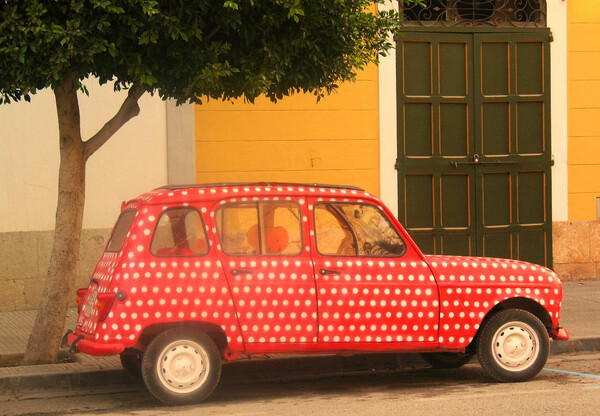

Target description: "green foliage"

left=0, top=1, right=405, bottom=104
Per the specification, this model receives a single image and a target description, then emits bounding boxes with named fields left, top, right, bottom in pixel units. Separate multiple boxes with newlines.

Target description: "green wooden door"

left=397, top=30, right=552, bottom=267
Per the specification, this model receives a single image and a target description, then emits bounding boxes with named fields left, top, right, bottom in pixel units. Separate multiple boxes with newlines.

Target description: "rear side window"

left=106, top=209, right=137, bottom=252
left=150, top=208, right=209, bottom=257
left=216, top=202, right=302, bottom=256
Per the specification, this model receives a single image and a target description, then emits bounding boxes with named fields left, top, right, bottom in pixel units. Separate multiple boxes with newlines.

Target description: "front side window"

left=150, top=208, right=209, bottom=257
left=315, top=203, right=406, bottom=257
left=216, top=202, right=302, bottom=256
left=106, top=209, right=137, bottom=252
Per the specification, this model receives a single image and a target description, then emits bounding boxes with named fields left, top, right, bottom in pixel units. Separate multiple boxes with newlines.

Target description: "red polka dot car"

left=63, top=183, right=569, bottom=405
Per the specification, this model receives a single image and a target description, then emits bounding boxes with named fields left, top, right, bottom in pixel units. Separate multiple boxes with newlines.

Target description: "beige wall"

left=0, top=81, right=169, bottom=232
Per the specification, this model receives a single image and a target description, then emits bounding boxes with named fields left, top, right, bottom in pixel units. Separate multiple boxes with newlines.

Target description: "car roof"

left=133, top=182, right=372, bottom=206
left=158, top=182, right=364, bottom=192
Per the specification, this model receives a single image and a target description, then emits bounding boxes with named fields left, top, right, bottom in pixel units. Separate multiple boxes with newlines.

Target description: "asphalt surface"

left=0, top=279, right=599, bottom=396
left=3, top=353, right=600, bottom=416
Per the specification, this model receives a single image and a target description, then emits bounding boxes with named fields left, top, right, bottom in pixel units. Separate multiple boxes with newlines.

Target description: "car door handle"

left=319, top=268, right=341, bottom=275
left=231, top=269, right=254, bottom=275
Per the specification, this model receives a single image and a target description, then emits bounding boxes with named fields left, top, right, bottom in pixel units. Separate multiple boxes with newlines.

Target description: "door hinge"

left=394, top=158, right=400, bottom=170
left=549, top=30, right=554, bottom=42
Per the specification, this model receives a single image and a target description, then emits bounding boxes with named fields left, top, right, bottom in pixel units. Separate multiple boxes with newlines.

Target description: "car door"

left=309, top=198, right=439, bottom=347
left=213, top=200, right=318, bottom=347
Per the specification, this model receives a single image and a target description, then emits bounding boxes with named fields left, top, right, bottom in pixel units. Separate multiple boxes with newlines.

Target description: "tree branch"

left=83, top=85, right=146, bottom=160
left=203, top=25, right=221, bottom=48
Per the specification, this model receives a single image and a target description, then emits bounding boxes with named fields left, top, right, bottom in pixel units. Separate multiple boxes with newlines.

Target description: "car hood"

left=423, top=254, right=560, bottom=286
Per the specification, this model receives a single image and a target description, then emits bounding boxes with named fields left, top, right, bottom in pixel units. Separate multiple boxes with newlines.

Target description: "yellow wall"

left=568, top=1, right=600, bottom=220
left=194, top=65, right=380, bottom=196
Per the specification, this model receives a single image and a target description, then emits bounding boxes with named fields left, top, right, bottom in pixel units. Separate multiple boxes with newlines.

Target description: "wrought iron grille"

left=400, top=0, right=546, bottom=28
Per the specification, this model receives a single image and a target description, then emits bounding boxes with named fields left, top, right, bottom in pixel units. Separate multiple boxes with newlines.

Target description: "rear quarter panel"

left=78, top=199, right=245, bottom=352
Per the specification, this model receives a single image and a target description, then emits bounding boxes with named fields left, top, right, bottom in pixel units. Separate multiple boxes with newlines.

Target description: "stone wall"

left=0, top=228, right=111, bottom=311
left=553, top=220, right=600, bottom=280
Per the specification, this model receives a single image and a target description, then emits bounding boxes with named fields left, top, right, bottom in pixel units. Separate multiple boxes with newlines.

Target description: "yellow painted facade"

left=568, top=1, right=600, bottom=220
left=194, top=65, right=380, bottom=195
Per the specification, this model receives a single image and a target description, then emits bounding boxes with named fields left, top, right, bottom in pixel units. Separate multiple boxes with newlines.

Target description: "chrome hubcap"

left=157, top=340, right=209, bottom=393
left=492, top=321, right=539, bottom=371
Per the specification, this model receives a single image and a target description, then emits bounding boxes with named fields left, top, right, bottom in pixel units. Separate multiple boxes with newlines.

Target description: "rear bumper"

left=62, top=330, right=125, bottom=356
left=549, top=326, right=570, bottom=341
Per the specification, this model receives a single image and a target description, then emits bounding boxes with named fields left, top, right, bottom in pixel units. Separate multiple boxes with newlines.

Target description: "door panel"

left=440, top=103, right=469, bottom=155
left=398, top=30, right=552, bottom=267
left=516, top=41, right=544, bottom=94
left=405, top=174, right=435, bottom=230
left=439, top=42, right=468, bottom=96
left=441, top=234, right=471, bottom=256
left=398, top=32, right=477, bottom=258
left=516, top=101, right=545, bottom=154
left=440, top=174, right=470, bottom=228
left=518, top=229, right=547, bottom=266
left=309, top=198, right=439, bottom=346
left=518, top=172, right=545, bottom=224
left=481, top=42, right=509, bottom=95
left=213, top=201, right=318, bottom=344
left=474, top=32, right=552, bottom=267
left=403, top=41, right=432, bottom=96
left=483, top=231, right=511, bottom=259
left=404, top=103, right=434, bottom=156
left=482, top=172, right=511, bottom=227
left=482, top=102, right=510, bottom=155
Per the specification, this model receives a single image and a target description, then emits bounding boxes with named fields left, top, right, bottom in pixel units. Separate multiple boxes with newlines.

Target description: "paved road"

left=2, top=353, right=599, bottom=416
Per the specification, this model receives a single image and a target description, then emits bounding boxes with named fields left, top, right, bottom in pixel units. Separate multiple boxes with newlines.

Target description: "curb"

left=550, top=337, right=600, bottom=355
left=0, top=368, right=131, bottom=396
left=0, top=353, right=425, bottom=395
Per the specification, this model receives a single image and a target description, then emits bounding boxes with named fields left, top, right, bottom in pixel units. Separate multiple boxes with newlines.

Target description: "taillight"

left=96, top=293, right=116, bottom=322
left=76, top=288, right=87, bottom=312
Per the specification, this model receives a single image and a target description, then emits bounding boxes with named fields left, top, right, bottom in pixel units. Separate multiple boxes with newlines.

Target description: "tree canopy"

left=1, top=0, right=401, bottom=105
left=1, top=0, right=408, bottom=365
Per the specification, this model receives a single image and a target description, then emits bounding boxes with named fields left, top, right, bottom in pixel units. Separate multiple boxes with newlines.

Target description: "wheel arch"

left=473, top=297, right=553, bottom=347
left=137, top=321, right=229, bottom=356
left=487, top=297, right=552, bottom=327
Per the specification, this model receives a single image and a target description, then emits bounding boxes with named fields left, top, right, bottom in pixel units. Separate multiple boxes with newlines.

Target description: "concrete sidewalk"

left=1, top=280, right=599, bottom=395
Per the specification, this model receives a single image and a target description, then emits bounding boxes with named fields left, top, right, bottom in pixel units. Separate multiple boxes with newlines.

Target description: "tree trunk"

left=21, top=80, right=145, bottom=365
left=22, top=76, right=86, bottom=365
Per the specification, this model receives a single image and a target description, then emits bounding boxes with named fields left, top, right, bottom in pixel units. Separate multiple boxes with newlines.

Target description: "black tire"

left=476, top=309, right=549, bottom=382
left=141, top=328, right=222, bottom=406
left=420, top=352, right=474, bottom=369
left=120, top=349, right=143, bottom=380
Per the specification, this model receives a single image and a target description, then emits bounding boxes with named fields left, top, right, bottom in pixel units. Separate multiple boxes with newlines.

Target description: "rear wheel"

left=420, top=352, right=474, bottom=369
left=141, top=328, right=222, bottom=405
left=476, top=309, right=549, bottom=382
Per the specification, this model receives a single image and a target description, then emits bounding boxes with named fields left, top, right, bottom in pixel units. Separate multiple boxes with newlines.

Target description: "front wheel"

left=141, top=328, right=222, bottom=406
left=476, top=309, right=549, bottom=382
